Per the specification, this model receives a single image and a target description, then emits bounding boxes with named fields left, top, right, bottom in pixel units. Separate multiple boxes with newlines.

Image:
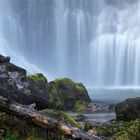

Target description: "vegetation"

left=0, top=112, right=45, bottom=140
left=74, top=101, right=88, bottom=112
left=42, top=109, right=79, bottom=128
left=0, top=108, right=80, bottom=140
left=28, top=73, right=48, bottom=87
left=96, top=119, right=140, bottom=140
left=46, top=78, right=91, bottom=110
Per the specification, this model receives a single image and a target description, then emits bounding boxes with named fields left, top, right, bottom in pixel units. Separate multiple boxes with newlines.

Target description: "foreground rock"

left=95, top=97, right=140, bottom=140
left=115, top=97, right=140, bottom=121
left=0, top=54, right=91, bottom=110
left=0, top=95, right=99, bottom=140
left=96, top=119, right=140, bottom=140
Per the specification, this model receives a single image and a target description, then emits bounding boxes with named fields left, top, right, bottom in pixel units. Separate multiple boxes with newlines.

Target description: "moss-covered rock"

left=115, top=97, right=140, bottom=121
left=96, top=119, right=140, bottom=140
left=28, top=73, right=48, bottom=88
left=0, top=110, right=80, bottom=140
left=46, top=78, right=91, bottom=110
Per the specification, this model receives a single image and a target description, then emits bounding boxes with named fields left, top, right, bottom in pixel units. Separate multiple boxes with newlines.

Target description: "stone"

left=0, top=54, right=91, bottom=111
left=0, top=55, right=10, bottom=63
left=46, top=78, right=91, bottom=110
left=115, top=97, right=140, bottom=121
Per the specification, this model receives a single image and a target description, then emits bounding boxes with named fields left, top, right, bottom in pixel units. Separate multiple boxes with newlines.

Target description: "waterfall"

left=0, top=0, right=140, bottom=87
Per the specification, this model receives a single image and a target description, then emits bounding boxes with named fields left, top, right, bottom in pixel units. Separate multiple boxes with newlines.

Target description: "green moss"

left=28, top=73, right=48, bottom=86
left=74, top=101, right=88, bottom=112
left=0, top=125, right=19, bottom=140
left=55, top=97, right=63, bottom=108
left=54, top=78, right=75, bottom=86
left=111, top=131, right=130, bottom=140
left=75, top=83, right=85, bottom=92
left=42, top=109, right=79, bottom=128
left=47, top=82, right=64, bottom=109
left=96, top=119, right=140, bottom=140
left=45, top=77, right=91, bottom=111
left=0, top=112, right=45, bottom=140
left=54, top=78, right=86, bottom=93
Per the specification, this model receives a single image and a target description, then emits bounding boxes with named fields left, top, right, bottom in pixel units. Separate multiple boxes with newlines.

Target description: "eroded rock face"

left=115, top=97, right=140, bottom=121
left=0, top=54, right=91, bottom=110
left=0, top=55, right=48, bottom=109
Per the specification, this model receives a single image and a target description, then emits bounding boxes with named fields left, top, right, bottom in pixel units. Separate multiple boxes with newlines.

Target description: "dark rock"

left=0, top=55, right=49, bottom=109
left=0, top=55, right=10, bottom=63
left=115, top=97, right=140, bottom=121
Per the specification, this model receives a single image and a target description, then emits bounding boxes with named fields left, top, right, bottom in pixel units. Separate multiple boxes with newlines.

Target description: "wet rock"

left=115, top=97, right=140, bottom=121
left=0, top=55, right=48, bottom=109
left=0, top=55, right=10, bottom=63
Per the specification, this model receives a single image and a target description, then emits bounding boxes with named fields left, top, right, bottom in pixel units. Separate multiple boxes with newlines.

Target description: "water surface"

left=88, top=87, right=140, bottom=104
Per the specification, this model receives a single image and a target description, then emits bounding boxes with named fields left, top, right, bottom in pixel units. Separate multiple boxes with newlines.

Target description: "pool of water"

left=88, top=87, right=140, bottom=104
left=69, top=112, right=116, bottom=123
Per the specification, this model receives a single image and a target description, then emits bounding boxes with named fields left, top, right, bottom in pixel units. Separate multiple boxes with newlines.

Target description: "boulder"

left=0, top=55, right=49, bottom=109
left=46, top=78, right=91, bottom=110
left=115, top=97, right=140, bottom=121
left=0, top=54, right=91, bottom=110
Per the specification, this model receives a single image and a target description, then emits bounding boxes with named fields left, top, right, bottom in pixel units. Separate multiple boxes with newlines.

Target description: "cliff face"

left=0, top=54, right=91, bottom=110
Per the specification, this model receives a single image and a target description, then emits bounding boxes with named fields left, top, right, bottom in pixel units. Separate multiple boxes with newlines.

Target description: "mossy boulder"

left=96, top=119, right=140, bottom=140
left=115, top=97, right=140, bottom=121
left=46, top=78, right=91, bottom=110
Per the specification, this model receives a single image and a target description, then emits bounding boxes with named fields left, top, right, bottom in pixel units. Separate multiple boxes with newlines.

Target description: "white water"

left=0, top=0, right=140, bottom=87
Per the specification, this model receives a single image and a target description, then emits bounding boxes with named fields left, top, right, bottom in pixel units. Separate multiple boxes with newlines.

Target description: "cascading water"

left=0, top=0, right=140, bottom=87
